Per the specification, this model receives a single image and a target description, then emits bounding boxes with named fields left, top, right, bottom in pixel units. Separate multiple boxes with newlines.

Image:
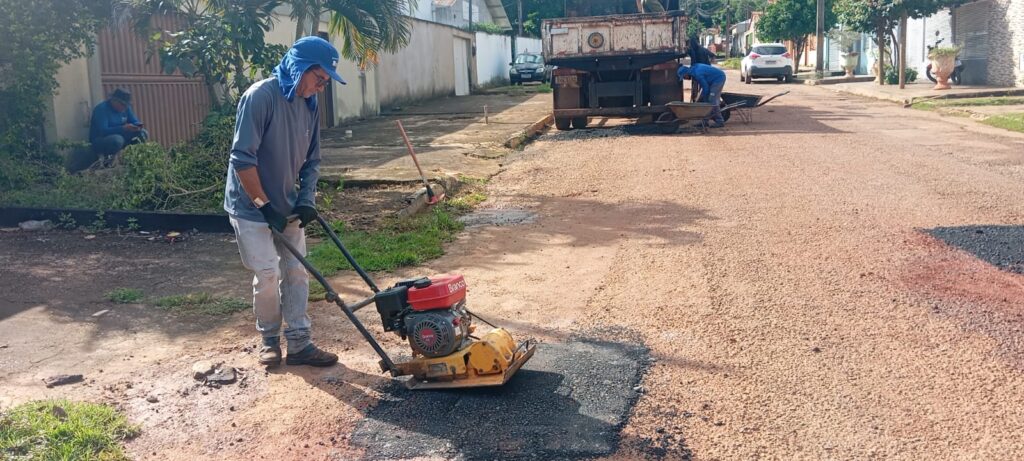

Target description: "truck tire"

left=555, top=117, right=572, bottom=130
left=571, top=117, right=588, bottom=129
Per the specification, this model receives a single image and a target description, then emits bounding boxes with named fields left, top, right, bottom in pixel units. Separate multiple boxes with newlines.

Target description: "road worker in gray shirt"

left=223, top=37, right=345, bottom=367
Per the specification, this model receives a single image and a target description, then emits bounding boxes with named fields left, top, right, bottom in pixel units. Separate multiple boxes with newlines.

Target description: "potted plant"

left=829, top=29, right=861, bottom=78
left=928, top=46, right=960, bottom=90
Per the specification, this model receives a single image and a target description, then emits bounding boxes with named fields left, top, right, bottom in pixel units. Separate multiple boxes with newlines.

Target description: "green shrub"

left=885, top=66, right=918, bottom=85
left=927, top=45, right=960, bottom=60
left=0, top=111, right=234, bottom=213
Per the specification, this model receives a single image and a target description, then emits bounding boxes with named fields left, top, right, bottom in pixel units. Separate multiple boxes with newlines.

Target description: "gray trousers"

left=229, top=216, right=312, bottom=351
left=699, top=80, right=726, bottom=124
left=92, top=129, right=149, bottom=156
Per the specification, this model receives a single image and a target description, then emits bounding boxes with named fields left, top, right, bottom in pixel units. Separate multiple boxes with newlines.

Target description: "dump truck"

left=542, top=0, right=689, bottom=130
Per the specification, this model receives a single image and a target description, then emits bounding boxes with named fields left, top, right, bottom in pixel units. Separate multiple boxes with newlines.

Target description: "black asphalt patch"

left=927, top=226, right=1024, bottom=274
left=351, top=339, right=650, bottom=460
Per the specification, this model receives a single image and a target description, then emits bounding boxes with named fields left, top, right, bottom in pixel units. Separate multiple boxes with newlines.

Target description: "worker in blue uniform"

left=678, top=63, right=727, bottom=128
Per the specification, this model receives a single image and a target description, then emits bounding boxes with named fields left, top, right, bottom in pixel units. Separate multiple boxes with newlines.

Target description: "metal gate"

left=97, top=15, right=210, bottom=147
left=955, top=1, right=990, bottom=85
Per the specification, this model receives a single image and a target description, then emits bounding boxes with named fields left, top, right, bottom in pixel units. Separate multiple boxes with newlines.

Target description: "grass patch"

left=912, top=96, right=1024, bottom=111
left=307, top=207, right=464, bottom=276
left=105, top=287, right=144, bottom=304
left=719, top=57, right=742, bottom=70
left=446, top=192, right=488, bottom=213
left=153, top=292, right=249, bottom=316
left=0, top=400, right=139, bottom=461
left=536, top=83, right=553, bottom=93
left=981, top=113, right=1024, bottom=133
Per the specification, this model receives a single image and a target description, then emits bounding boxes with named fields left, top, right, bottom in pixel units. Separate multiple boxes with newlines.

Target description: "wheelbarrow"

left=720, top=91, right=789, bottom=124
left=654, top=101, right=716, bottom=134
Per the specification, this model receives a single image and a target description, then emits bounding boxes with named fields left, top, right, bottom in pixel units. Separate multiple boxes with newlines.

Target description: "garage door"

left=955, top=1, right=990, bottom=85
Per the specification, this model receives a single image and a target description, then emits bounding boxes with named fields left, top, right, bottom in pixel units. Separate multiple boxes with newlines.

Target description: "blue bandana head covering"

left=272, top=36, right=347, bottom=110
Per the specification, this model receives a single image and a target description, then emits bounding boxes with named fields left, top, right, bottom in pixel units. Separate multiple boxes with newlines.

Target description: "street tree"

left=833, top=0, right=966, bottom=84
left=755, top=0, right=836, bottom=73
left=127, top=0, right=287, bottom=109
left=0, top=0, right=112, bottom=185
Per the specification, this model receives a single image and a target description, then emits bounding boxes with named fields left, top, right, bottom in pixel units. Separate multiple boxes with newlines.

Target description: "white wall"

left=475, top=32, right=513, bottom=86
left=377, top=18, right=471, bottom=107
left=48, top=55, right=96, bottom=142
left=265, top=13, right=380, bottom=124
left=515, top=36, right=542, bottom=56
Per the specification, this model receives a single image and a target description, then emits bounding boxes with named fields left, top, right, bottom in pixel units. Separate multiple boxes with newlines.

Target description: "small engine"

left=372, top=274, right=472, bottom=358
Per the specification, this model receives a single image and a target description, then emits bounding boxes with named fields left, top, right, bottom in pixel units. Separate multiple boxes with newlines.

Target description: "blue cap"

left=677, top=65, right=691, bottom=78
left=290, top=36, right=346, bottom=85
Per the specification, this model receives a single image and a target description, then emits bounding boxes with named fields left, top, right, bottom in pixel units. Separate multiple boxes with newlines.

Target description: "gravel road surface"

left=5, top=74, right=1024, bottom=460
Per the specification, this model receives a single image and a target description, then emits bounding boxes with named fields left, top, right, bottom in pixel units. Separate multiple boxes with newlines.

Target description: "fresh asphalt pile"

left=927, top=225, right=1024, bottom=274
left=351, top=338, right=651, bottom=460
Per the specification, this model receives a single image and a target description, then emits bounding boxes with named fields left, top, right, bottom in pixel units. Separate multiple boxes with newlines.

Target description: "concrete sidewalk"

left=318, top=92, right=552, bottom=186
left=825, top=79, right=1024, bottom=105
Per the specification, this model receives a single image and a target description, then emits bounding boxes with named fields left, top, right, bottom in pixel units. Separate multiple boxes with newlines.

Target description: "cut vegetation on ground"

left=0, top=400, right=139, bottom=461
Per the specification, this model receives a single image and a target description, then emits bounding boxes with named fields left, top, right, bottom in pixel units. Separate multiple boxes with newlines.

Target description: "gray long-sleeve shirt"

left=223, top=78, right=320, bottom=222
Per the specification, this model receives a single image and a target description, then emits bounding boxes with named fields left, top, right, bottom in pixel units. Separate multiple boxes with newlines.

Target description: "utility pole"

left=815, top=0, right=825, bottom=74
left=898, top=10, right=908, bottom=89
left=468, top=0, right=473, bottom=30
left=517, top=0, right=523, bottom=36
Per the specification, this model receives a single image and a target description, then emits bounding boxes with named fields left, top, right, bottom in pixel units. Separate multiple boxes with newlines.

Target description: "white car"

left=740, top=43, right=794, bottom=83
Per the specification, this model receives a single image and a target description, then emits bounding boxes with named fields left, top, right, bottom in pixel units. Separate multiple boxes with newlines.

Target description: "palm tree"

left=288, top=0, right=416, bottom=69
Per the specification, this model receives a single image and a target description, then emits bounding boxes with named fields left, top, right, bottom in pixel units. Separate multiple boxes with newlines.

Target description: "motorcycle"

left=925, top=36, right=965, bottom=85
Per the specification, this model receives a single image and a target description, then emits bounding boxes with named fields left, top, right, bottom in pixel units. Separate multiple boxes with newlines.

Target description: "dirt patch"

left=901, top=231, right=1024, bottom=369
left=320, top=184, right=421, bottom=231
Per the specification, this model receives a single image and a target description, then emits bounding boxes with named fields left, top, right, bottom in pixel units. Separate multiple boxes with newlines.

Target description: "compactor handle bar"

left=272, top=215, right=398, bottom=375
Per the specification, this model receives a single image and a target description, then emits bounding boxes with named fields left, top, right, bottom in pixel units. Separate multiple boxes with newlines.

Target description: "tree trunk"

left=793, top=37, right=805, bottom=74
left=295, top=13, right=307, bottom=41
left=898, top=11, right=907, bottom=89
left=876, top=21, right=886, bottom=85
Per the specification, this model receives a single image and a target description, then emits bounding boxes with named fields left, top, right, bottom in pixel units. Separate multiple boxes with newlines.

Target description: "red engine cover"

left=407, top=274, right=467, bottom=311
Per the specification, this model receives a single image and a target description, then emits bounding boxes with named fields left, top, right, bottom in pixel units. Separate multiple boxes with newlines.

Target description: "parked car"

left=740, top=43, right=794, bottom=83
left=510, top=53, right=551, bottom=85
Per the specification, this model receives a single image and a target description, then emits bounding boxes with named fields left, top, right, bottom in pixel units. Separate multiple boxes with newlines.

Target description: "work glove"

left=258, top=203, right=287, bottom=233
left=292, top=205, right=318, bottom=228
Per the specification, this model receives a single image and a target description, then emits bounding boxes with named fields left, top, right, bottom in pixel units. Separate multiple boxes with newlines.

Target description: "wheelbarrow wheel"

left=655, top=112, right=680, bottom=134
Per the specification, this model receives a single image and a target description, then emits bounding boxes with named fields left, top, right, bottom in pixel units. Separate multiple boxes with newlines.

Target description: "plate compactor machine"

left=273, top=215, right=536, bottom=390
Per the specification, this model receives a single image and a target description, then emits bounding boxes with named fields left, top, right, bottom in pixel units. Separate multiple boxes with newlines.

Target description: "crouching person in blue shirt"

left=223, top=37, right=345, bottom=367
left=678, top=64, right=727, bottom=128
left=89, top=88, right=148, bottom=163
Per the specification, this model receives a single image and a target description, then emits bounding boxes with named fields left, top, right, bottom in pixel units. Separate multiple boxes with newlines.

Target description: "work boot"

left=259, top=336, right=281, bottom=366
left=285, top=344, right=338, bottom=367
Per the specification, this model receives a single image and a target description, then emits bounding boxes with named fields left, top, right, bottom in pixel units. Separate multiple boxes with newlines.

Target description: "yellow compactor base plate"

left=395, top=328, right=536, bottom=390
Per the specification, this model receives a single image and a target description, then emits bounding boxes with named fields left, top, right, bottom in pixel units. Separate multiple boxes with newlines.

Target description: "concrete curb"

left=797, top=76, right=875, bottom=86
left=397, top=174, right=462, bottom=218
left=504, top=114, right=554, bottom=149
left=827, top=85, right=1024, bottom=106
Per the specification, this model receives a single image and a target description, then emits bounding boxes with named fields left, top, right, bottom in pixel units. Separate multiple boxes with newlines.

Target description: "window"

left=515, top=54, right=542, bottom=64
left=753, top=45, right=788, bottom=55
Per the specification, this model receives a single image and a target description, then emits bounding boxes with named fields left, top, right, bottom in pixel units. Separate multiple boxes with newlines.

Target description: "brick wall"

left=986, top=0, right=1024, bottom=87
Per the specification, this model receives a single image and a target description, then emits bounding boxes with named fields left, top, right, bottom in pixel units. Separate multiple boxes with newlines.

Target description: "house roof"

left=483, top=0, right=511, bottom=29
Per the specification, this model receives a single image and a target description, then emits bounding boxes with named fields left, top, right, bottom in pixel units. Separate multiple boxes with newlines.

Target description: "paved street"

left=4, top=75, right=1024, bottom=460
left=422, top=76, right=1024, bottom=459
